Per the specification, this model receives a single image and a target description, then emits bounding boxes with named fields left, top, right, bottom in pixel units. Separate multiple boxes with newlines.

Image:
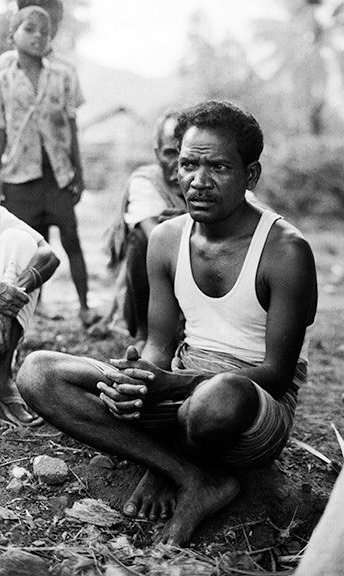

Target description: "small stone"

left=31, top=540, right=46, bottom=547
left=49, top=495, right=68, bottom=514
left=0, top=549, right=49, bottom=576
left=301, top=482, right=312, bottom=495
left=33, top=455, right=68, bottom=485
left=6, top=478, right=23, bottom=493
left=10, top=466, right=31, bottom=481
left=89, top=455, right=113, bottom=469
left=0, top=534, right=9, bottom=545
left=287, top=540, right=302, bottom=554
left=276, top=486, right=291, bottom=501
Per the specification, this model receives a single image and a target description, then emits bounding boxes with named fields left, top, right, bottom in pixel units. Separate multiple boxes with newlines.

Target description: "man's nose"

left=191, top=167, right=212, bottom=188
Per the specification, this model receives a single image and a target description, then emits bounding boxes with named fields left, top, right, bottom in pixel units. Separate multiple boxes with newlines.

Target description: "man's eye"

left=180, top=160, right=196, bottom=170
left=212, top=164, right=228, bottom=172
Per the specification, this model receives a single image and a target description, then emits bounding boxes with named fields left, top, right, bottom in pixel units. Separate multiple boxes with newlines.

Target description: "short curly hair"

left=17, top=0, right=63, bottom=37
left=9, top=6, right=51, bottom=38
left=17, top=0, right=63, bottom=17
left=174, top=100, right=264, bottom=167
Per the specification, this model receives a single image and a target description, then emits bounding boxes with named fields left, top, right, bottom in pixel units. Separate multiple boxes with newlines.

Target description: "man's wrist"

left=31, top=266, right=43, bottom=287
left=149, top=371, right=205, bottom=403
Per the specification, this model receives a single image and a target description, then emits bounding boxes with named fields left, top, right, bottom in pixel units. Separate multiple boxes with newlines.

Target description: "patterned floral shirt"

left=0, top=54, right=78, bottom=188
left=0, top=48, right=85, bottom=109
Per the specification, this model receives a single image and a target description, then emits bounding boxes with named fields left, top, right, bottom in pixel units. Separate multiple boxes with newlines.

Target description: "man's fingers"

left=126, top=346, right=140, bottom=360
left=116, top=383, right=147, bottom=396
left=97, top=382, right=123, bottom=401
left=97, top=381, right=146, bottom=401
left=103, top=368, right=151, bottom=385
left=100, top=393, right=141, bottom=420
left=109, top=345, right=141, bottom=369
left=105, top=365, right=154, bottom=382
left=115, top=399, right=143, bottom=412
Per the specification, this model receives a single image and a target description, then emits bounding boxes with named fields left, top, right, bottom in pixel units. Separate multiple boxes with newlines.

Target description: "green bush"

left=259, top=136, right=344, bottom=217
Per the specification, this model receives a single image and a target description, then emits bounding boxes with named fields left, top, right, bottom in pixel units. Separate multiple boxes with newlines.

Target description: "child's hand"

left=72, top=171, right=85, bottom=205
left=66, top=177, right=84, bottom=206
left=0, top=181, right=5, bottom=204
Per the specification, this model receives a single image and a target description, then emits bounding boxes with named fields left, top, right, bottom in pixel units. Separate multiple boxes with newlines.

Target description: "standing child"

left=0, top=0, right=85, bottom=124
left=0, top=7, right=98, bottom=327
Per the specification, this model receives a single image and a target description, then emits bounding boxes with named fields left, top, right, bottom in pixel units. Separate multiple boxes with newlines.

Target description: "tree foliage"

left=252, top=0, right=344, bottom=135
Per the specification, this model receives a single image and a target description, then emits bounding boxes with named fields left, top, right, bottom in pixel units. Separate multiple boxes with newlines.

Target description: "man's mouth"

left=188, top=195, right=215, bottom=204
left=188, top=199, right=216, bottom=211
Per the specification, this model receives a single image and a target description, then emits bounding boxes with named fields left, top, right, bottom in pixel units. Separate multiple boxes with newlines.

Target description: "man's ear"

left=154, top=147, right=160, bottom=163
left=246, top=161, right=261, bottom=191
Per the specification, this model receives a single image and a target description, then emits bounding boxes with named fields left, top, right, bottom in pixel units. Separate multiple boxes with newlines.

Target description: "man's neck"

left=195, top=200, right=261, bottom=242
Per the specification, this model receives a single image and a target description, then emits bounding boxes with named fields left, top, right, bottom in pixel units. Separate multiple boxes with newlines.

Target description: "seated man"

left=0, top=206, right=59, bottom=425
left=95, top=110, right=186, bottom=342
left=17, top=100, right=317, bottom=544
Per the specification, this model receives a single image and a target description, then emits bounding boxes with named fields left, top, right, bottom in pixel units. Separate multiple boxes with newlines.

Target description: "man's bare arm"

left=234, top=228, right=317, bottom=398
left=98, top=220, right=206, bottom=416
left=69, top=118, right=84, bottom=204
left=16, top=239, right=60, bottom=293
left=0, top=127, right=6, bottom=201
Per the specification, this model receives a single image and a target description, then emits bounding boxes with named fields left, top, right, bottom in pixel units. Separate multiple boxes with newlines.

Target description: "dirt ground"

left=0, top=189, right=344, bottom=575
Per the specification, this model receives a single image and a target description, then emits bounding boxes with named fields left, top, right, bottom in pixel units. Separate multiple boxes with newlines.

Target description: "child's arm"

left=69, top=117, right=84, bottom=205
left=0, top=127, right=6, bottom=202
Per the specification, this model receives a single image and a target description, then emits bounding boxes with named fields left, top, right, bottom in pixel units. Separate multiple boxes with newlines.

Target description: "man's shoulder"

left=264, top=215, right=314, bottom=273
left=270, top=216, right=310, bottom=250
left=149, top=215, right=188, bottom=268
left=0, top=206, right=19, bottom=228
left=151, top=213, right=188, bottom=241
left=130, top=163, right=161, bottom=181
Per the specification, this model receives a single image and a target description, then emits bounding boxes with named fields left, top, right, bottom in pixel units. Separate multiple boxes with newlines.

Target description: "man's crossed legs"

left=17, top=350, right=292, bottom=545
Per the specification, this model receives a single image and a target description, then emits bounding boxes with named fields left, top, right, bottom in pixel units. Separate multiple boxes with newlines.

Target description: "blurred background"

left=1, top=0, right=344, bottom=219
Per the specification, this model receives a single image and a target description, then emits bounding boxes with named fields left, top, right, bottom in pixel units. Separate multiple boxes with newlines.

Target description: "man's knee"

left=17, top=350, right=53, bottom=405
left=181, top=374, right=259, bottom=447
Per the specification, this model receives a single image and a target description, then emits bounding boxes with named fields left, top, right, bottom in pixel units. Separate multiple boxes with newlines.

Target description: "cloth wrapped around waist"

left=171, top=342, right=307, bottom=391
left=141, top=342, right=307, bottom=428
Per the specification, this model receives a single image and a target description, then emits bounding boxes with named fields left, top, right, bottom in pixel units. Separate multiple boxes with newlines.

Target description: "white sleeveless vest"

left=174, top=211, right=310, bottom=364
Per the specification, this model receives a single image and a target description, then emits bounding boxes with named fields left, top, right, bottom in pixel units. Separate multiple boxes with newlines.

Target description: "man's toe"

left=123, top=501, right=138, bottom=517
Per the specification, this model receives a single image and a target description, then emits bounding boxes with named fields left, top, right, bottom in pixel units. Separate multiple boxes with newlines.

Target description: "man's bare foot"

left=123, top=470, right=176, bottom=521
left=157, top=469, right=239, bottom=547
left=0, top=379, right=43, bottom=426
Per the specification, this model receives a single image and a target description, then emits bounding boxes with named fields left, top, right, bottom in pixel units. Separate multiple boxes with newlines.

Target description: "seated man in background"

left=17, top=100, right=317, bottom=545
left=92, top=111, right=186, bottom=343
left=0, top=206, right=59, bottom=426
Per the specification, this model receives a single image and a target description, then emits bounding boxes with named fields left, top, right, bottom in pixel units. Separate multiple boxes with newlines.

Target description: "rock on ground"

left=33, top=455, right=69, bottom=485
left=0, top=549, right=49, bottom=576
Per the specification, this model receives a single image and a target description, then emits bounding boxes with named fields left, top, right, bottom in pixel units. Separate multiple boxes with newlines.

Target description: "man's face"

left=155, top=118, right=179, bottom=187
left=13, top=13, right=50, bottom=58
left=178, top=126, right=258, bottom=223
